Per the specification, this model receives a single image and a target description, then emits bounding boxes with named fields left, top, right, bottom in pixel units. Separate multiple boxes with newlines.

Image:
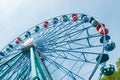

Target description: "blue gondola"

left=62, top=15, right=69, bottom=22
left=25, top=31, right=31, bottom=38
left=100, top=64, right=115, bottom=76
left=81, top=14, right=89, bottom=22
left=53, top=18, right=58, bottom=24
left=34, top=26, right=40, bottom=32
left=96, top=54, right=109, bottom=63
left=0, top=51, right=5, bottom=56
left=105, top=41, right=115, bottom=51
left=100, top=35, right=111, bottom=43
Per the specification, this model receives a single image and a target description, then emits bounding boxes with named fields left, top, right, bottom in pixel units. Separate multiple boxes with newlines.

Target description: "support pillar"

left=30, top=46, right=53, bottom=80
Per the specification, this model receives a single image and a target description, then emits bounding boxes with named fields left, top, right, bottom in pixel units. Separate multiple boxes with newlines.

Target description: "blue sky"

left=0, top=0, right=120, bottom=78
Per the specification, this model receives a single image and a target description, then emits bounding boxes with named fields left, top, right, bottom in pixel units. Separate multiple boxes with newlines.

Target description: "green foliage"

left=101, top=58, right=120, bottom=80
left=116, top=58, right=120, bottom=69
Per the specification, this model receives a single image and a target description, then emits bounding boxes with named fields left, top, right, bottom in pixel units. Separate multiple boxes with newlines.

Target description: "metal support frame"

left=30, top=47, right=38, bottom=79
left=30, top=46, right=53, bottom=80
left=0, top=53, right=23, bottom=79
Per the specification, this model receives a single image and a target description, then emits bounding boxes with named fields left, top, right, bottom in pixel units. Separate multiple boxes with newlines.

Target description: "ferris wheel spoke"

left=15, top=61, right=31, bottom=80
left=39, top=21, right=72, bottom=40
left=44, top=48, right=68, bottom=69
left=46, top=57, right=76, bottom=80
left=47, top=23, right=91, bottom=42
left=0, top=52, right=23, bottom=69
left=82, top=24, right=92, bottom=47
left=6, top=56, right=27, bottom=79
left=43, top=45, right=99, bottom=64
left=50, top=58, right=66, bottom=75
left=48, top=50, right=97, bottom=64
left=75, top=62, right=85, bottom=76
left=1, top=56, right=24, bottom=79
left=46, top=53, right=96, bottom=64
left=45, top=47, right=98, bottom=64
left=48, top=49, right=102, bottom=55
left=14, top=58, right=30, bottom=80
left=60, top=60, right=81, bottom=80
left=43, top=33, right=101, bottom=49
left=44, top=28, right=84, bottom=45
left=46, top=54, right=84, bottom=62
left=46, top=44, right=102, bottom=55
left=15, top=65, right=30, bottom=80
left=47, top=51, right=84, bottom=62
left=45, top=48, right=93, bottom=64
left=41, top=21, right=73, bottom=40
left=43, top=22, right=84, bottom=43
left=21, top=67, right=31, bottom=80
left=53, top=45, right=102, bottom=52
left=49, top=33, right=100, bottom=46
left=46, top=57, right=85, bottom=80
left=43, top=21, right=83, bottom=40
left=46, top=57, right=58, bottom=68
left=0, top=53, right=24, bottom=79
left=45, top=48, right=86, bottom=62
left=41, top=15, right=76, bottom=38
left=42, top=27, right=96, bottom=50
left=25, top=66, right=31, bottom=80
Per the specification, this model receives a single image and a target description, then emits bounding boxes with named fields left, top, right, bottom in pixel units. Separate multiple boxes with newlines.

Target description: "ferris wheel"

left=0, top=13, right=115, bottom=80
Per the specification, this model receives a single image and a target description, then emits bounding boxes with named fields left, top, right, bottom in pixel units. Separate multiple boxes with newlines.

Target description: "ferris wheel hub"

left=22, top=38, right=34, bottom=53
left=23, top=38, right=33, bottom=46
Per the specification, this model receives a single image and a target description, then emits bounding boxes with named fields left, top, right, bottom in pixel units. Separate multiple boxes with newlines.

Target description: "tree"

left=101, top=58, right=120, bottom=80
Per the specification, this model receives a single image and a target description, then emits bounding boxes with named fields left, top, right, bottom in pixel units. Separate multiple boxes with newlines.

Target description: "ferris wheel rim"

left=0, top=13, right=115, bottom=80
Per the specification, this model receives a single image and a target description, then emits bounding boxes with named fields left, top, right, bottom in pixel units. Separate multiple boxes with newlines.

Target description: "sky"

left=0, top=0, right=120, bottom=79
